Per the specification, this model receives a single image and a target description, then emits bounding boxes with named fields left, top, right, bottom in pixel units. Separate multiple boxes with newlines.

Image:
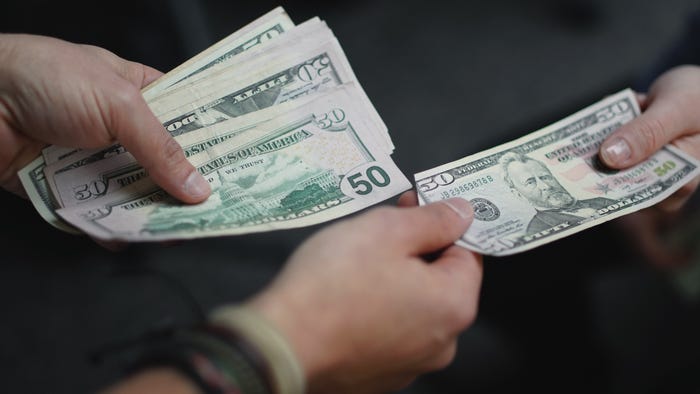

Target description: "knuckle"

left=107, top=87, right=144, bottom=135
left=366, top=206, right=402, bottom=230
left=432, top=205, right=464, bottom=237
left=405, top=204, right=456, bottom=240
left=111, top=83, right=140, bottom=108
left=345, top=206, right=400, bottom=245
left=455, top=304, right=478, bottom=330
left=635, top=117, right=667, bottom=156
left=80, top=44, right=115, bottom=59
left=123, top=61, right=148, bottom=86
left=446, top=282, right=479, bottom=331
left=161, top=136, right=188, bottom=169
left=429, top=343, right=458, bottom=371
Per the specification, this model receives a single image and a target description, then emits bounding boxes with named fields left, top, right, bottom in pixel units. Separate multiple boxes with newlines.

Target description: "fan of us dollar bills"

left=18, top=7, right=700, bottom=255
left=19, top=7, right=411, bottom=240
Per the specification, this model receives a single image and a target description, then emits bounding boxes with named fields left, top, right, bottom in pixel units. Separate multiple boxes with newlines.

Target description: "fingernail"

left=184, top=171, right=211, bottom=200
left=442, top=198, right=473, bottom=220
left=602, top=138, right=631, bottom=164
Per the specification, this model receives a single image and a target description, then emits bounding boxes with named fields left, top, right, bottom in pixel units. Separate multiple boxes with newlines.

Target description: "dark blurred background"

left=3, top=0, right=700, bottom=393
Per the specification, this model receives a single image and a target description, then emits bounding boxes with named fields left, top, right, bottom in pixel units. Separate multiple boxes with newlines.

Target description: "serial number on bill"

left=440, top=176, right=494, bottom=199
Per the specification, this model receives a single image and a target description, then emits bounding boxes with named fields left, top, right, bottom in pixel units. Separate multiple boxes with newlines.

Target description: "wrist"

left=209, top=303, right=307, bottom=394
left=112, top=317, right=283, bottom=394
left=246, top=291, right=342, bottom=392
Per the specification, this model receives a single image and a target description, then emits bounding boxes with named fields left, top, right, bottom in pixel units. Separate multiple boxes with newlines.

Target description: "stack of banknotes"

left=18, top=8, right=700, bottom=256
left=19, top=7, right=411, bottom=240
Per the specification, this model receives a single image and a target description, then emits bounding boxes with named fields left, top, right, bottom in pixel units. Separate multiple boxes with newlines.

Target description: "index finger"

left=375, top=198, right=474, bottom=255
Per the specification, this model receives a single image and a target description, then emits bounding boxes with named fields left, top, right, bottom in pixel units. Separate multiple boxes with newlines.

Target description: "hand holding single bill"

left=415, top=89, right=700, bottom=256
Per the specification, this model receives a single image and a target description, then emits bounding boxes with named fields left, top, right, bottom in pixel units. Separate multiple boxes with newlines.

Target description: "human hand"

left=599, top=65, right=700, bottom=212
left=0, top=34, right=210, bottom=202
left=249, top=192, right=482, bottom=394
left=599, top=66, right=700, bottom=268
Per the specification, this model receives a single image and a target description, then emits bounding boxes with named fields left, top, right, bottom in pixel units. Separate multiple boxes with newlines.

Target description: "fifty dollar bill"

left=55, top=85, right=410, bottom=241
left=415, top=89, right=700, bottom=256
left=44, top=30, right=388, bottom=209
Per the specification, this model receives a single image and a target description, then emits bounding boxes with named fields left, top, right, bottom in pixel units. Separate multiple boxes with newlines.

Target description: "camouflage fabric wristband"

left=129, top=318, right=277, bottom=394
left=208, top=305, right=305, bottom=394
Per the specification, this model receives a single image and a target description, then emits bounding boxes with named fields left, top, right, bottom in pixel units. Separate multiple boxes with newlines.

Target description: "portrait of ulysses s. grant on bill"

left=498, top=151, right=615, bottom=236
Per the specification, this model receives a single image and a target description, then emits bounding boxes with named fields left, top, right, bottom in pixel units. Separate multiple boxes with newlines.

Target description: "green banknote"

left=44, top=33, right=388, bottom=209
left=56, top=86, right=410, bottom=241
left=415, top=89, right=700, bottom=256
left=19, top=7, right=300, bottom=227
left=143, top=6, right=295, bottom=99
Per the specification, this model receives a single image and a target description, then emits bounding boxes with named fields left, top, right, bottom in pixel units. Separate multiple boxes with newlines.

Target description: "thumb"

left=599, top=100, right=686, bottom=169
left=387, top=198, right=474, bottom=255
left=598, top=71, right=700, bottom=170
left=107, top=82, right=211, bottom=203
